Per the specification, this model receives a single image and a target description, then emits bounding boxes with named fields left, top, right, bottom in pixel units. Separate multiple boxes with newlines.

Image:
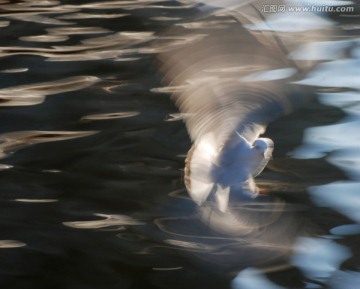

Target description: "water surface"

left=0, top=1, right=359, bottom=288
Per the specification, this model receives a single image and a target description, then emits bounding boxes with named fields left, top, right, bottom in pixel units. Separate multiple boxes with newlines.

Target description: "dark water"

left=0, top=1, right=360, bottom=288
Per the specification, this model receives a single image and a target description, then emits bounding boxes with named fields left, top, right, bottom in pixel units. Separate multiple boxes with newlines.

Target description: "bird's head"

left=253, top=138, right=274, bottom=157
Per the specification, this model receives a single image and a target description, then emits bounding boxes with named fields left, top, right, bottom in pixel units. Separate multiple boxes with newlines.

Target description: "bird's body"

left=214, top=136, right=274, bottom=185
left=185, top=131, right=274, bottom=211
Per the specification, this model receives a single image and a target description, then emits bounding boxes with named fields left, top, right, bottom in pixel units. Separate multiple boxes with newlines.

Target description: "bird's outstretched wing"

left=184, top=132, right=217, bottom=205
left=160, top=26, right=295, bottom=147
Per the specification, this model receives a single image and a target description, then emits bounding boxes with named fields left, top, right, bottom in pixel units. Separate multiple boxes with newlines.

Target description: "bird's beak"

left=263, top=152, right=272, bottom=159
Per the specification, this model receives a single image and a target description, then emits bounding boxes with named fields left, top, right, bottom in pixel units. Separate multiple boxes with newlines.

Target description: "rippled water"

left=0, top=0, right=360, bottom=288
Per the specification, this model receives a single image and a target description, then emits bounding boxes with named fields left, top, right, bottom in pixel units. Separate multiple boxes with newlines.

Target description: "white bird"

left=159, top=1, right=317, bottom=212
left=184, top=129, right=274, bottom=212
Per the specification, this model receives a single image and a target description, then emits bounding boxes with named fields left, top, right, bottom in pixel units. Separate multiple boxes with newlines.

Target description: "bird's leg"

left=215, top=184, right=230, bottom=212
left=244, top=176, right=259, bottom=198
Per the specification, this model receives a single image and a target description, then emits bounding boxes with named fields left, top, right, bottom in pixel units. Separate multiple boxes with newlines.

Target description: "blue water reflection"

left=311, top=182, right=360, bottom=223
left=331, top=224, right=360, bottom=236
left=233, top=268, right=286, bottom=289
left=292, top=237, right=351, bottom=280
left=329, top=270, right=360, bottom=289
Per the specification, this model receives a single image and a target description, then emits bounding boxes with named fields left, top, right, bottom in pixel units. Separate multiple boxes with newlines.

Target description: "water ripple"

left=0, top=76, right=99, bottom=106
left=0, top=240, right=26, bottom=249
left=0, top=130, right=97, bottom=159
left=81, top=111, right=140, bottom=122
left=63, top=214, right=145, bottom=229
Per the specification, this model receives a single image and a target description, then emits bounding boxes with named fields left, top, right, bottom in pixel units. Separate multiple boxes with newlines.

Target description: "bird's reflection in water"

left=154, top=192, right=309, bottom=273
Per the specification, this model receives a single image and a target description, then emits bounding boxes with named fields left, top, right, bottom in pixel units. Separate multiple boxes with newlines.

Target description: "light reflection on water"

left=0, top=0, right=359, bottom=288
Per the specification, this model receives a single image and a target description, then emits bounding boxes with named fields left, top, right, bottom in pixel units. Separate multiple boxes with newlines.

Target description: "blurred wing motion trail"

left=155, top=2, right=341, bottom=267
left=159, top=0, right=323, bottom=208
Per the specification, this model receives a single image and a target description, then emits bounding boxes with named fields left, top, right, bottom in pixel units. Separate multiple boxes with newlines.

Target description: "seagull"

left=159, top=1, right=314, bottom=212
left=184, top=131, right=274, bottom=212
